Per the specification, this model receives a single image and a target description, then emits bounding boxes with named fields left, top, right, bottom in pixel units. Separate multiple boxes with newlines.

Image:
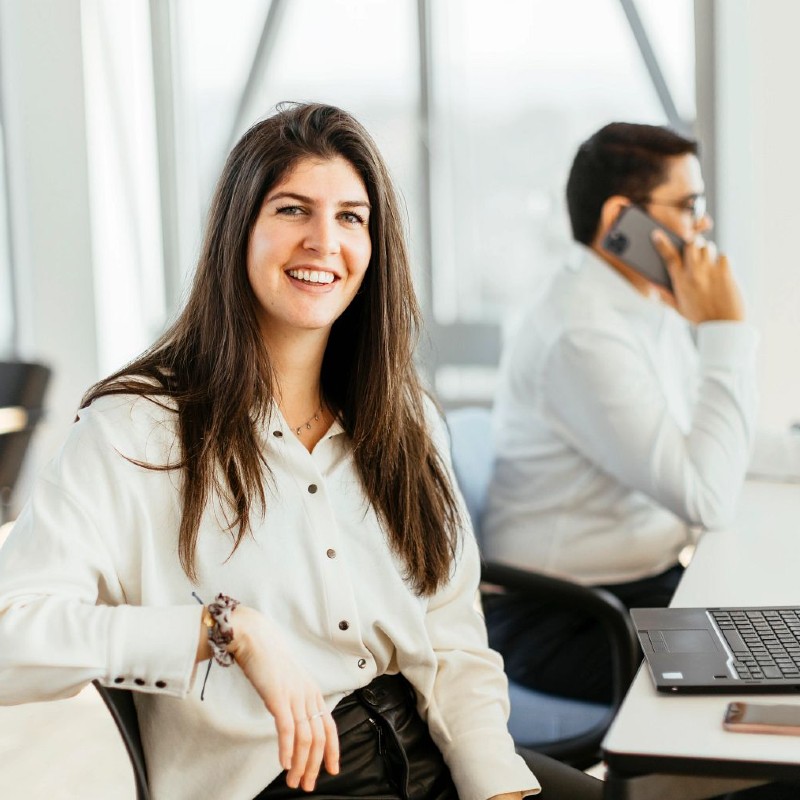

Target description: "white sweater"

left=0, top=393, right=537, bottom=800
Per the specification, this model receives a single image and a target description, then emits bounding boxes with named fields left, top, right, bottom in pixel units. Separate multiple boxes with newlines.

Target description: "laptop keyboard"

left=712, top=609, right=800, bottom=680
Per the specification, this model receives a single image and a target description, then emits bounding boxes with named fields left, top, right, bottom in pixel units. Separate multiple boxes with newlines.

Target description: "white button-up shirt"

left=485, top=245, right=759, bottom=585
left=0, top=393, right=537, bottom=800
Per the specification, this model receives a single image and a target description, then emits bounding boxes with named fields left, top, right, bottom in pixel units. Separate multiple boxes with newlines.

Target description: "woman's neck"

left=263, top=328, right=332, bottom=447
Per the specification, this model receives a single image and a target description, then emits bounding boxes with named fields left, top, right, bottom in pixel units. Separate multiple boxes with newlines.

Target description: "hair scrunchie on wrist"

left=206, top=593, right=240, bottom=667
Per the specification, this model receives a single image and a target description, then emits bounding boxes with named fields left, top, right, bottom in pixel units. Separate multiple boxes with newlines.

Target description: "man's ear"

left=595, top=195, right=632, bottom=244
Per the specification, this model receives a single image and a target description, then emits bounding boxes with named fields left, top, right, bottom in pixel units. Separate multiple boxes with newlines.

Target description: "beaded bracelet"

left=192, top=591, right=240, bottom=666
left=192, top=592, right=239, bottom=700
left=206, top=593, right=240, bottom=667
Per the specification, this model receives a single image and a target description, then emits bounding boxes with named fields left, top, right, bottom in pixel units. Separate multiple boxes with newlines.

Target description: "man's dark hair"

left=566, top=122, right=699, bottom=244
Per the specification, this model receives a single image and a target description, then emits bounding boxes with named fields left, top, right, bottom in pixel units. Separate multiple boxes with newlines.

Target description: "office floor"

left=0, top=684, right=134, bottom=799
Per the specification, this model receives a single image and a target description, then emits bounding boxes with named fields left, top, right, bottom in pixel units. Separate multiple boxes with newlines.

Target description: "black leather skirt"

left=254, top=674, right=458, bottom=800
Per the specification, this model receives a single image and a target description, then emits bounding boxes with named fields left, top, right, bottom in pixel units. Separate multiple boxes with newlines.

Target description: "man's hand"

left=651, top=229, right=745, bottom=324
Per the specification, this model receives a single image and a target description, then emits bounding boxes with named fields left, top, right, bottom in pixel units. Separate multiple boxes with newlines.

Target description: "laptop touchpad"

left=662, top=629, right=718, bottom=653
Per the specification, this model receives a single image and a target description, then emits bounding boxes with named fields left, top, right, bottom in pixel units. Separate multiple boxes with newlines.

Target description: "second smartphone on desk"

left=724, top=702, right=800, bottom=736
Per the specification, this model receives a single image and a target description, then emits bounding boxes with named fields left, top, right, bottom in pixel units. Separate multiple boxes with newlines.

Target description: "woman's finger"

left=270, top=698, right=296, bottom=772
left=322, top=709, right=340, bottom=776
left=286, top=714, right=313, bottom=789
left=300, top=712, right=328, bottom=791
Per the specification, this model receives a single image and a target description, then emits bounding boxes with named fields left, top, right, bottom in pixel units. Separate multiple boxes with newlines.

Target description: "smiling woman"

left=0, top=103, right=604, bottom=800
left=247, top=156, right=372, bottom=353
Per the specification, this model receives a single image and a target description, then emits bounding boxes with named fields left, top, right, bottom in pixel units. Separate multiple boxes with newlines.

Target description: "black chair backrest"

left=93, top=681, right=150, bottom=800
left=0, top=361, right=51, bottom=496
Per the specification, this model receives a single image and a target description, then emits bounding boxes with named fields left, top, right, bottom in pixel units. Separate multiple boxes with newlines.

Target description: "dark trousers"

left=484, top=564, right=684, bottom=704
left=254, top=673, right=603, bottom=800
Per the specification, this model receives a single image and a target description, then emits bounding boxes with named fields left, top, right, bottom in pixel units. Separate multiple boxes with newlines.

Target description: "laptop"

left=632, top=606, right=800, bottom=693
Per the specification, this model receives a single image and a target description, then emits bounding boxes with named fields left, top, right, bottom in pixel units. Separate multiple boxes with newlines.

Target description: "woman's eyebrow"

left=340, top=200, right=371, bottom=210
left=266, top=191, right=370, bottom=209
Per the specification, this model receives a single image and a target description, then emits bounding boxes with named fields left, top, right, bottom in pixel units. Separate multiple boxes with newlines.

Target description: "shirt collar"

left=567, top=243, right=670, bottom=328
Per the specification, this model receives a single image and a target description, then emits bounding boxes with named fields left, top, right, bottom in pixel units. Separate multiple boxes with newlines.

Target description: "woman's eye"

left=340, top=211, right=366, bottom=226
left=276, top=205, right=305, bottom=216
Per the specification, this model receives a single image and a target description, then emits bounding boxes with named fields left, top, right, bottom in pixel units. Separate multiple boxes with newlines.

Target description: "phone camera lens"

left=605, top=231, right=628, bottom=255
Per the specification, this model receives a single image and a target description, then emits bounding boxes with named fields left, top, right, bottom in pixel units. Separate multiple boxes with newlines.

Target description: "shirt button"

left=357, top=658, right=367, bottom=669
left=326, top=548, right=336, bottom=559
left=155, top=680, right=167, bottom=689
left=272, top=430, right=283, bottom=438
left=134, top=678, right=146, bottom=686
left=308, top=484, right=318, bottom=494
left=339, top=620, right=349, bottom=631
left=113, top=676, right=125, bottom=684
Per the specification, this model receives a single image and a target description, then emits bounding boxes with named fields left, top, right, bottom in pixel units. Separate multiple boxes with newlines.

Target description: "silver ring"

left=308, top=710, right=326, bottom=720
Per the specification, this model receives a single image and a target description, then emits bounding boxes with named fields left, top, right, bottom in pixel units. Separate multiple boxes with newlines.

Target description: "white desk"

left=602, top=480, right=800, bottom=799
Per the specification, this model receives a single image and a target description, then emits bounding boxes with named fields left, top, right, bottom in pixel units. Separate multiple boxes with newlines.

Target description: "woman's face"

left=246, top=155, right=372, bottom=344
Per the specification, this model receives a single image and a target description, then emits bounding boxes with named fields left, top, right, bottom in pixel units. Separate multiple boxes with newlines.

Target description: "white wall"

left=716, top=0, right=800, bottom=430
left=0, top=0, right=99, bottom=508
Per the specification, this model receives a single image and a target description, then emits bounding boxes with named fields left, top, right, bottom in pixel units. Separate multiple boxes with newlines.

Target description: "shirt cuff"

left=443, top=729, right=541, bottom=800
left=102, top=604, right=203, bottom=697
left=696, top=321, right=759, bottom=368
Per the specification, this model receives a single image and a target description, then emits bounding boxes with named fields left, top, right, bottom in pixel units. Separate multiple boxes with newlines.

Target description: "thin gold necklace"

left=294, top=403, right=323, bottom=436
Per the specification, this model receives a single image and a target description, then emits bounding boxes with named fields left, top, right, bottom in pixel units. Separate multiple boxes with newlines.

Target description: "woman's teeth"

left=287, top=269, right=335, bottom=284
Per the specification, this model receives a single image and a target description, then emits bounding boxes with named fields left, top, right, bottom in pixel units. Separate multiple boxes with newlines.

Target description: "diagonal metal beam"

left=617, top=0, right=689, bottom=134
left=225, top=0, right=288, bottom=157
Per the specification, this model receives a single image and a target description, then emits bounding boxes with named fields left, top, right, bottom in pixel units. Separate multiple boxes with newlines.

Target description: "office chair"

left=446, top=406, right=639, bottom=769
left=0, top=360, right=51, bottom=524
left=93, top=681, right=150, bottom=800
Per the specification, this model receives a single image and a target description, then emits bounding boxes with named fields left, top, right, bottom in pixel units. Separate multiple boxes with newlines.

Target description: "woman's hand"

left=651, top=230, right=745, bottom=324
left=488, top=793, right=525, bottom=800
left=199, top=605, right=339, bottom=791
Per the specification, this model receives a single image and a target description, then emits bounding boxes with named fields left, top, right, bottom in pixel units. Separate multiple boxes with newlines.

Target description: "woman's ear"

left=594, top=195, right=632, bottom=245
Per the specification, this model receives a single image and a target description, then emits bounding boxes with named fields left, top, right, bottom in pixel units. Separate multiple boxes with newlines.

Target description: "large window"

left=81, top=0, right=166, bottom=375
left=426, top=0, right=695, bottom=402
left=78, top=0, right=696, bottom=401
left=171, top=0, right=424, bottom=291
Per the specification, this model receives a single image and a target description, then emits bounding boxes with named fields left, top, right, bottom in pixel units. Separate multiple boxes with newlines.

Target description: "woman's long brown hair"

left=81, top=103, right=460, bottom=595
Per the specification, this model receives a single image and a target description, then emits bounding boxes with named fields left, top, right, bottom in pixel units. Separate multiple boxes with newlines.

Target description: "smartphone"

left=601, top=205, right=684, bottom=291
left=723, top=702, right=800, bottom=736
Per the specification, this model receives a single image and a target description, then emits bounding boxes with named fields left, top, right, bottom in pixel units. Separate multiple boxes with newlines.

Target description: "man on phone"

left=483, top=123, right=754, bottom=702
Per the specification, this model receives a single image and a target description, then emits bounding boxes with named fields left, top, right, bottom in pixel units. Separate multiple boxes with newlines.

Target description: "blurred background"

left=1, top=0, right=798, bottom=520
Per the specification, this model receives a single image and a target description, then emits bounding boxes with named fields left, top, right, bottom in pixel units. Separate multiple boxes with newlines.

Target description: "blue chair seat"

left=446, top=406, right=638, bottom=768
left=507, top=680, right=608, bottom=743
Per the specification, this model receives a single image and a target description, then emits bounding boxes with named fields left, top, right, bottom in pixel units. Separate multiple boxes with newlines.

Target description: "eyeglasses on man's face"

left=641, top=193, right=707, bottom=223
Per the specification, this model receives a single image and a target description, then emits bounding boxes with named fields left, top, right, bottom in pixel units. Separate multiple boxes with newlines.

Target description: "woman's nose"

left=303, top=217, right=340, bottom=255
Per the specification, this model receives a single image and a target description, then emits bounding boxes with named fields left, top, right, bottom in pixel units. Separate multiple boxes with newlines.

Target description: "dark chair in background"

left=446, top=406, right=639, bottom=769
left=93, top=681, right=150, bottom=800
left=0, top=360, right=51, bottom=524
